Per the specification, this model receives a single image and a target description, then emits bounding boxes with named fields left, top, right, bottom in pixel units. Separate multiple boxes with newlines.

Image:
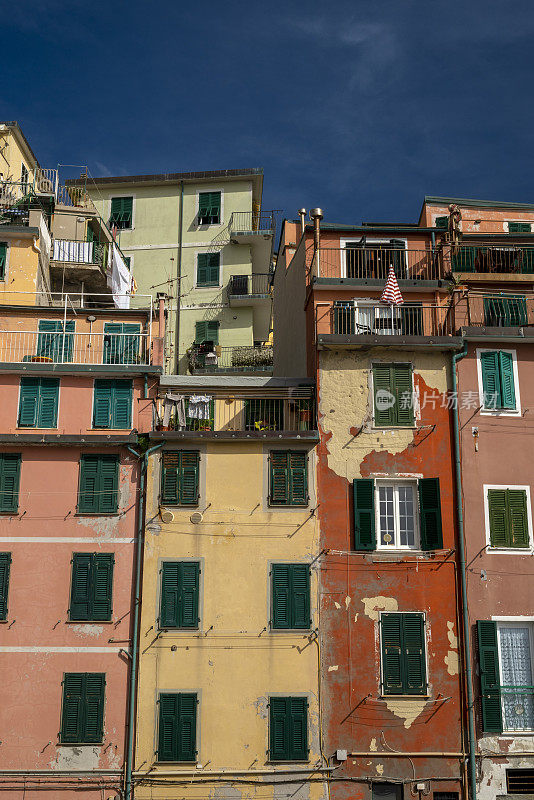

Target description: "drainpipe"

left=124, top=441, right=165, bottom=800
left=174, top=180, right=184, bottom=373
left=452, top=342, right=476, bottom=800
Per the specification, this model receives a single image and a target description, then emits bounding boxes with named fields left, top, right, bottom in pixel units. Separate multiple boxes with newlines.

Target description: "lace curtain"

left=500, top=626, right=534, bottom=731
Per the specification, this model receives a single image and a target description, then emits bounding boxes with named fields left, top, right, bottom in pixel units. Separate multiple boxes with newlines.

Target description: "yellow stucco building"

left=134, top=374, right=328, bottom=800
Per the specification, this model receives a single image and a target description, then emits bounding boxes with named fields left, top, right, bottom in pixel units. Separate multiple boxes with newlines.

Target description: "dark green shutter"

left=61, top=673, right=105, bottom=743
left=270, top=451, right=289, bottom=505
left=197, top=253, right=220, bottom=286
left=269, top=697, right=308, bottom=761
left=93, top=380, right=132, bottom=428
left=353, top=479, right=376, bottom=550
left=272, top=564, right=310, bottom=630
left=0, top=454, right=21, bottom=513
left=195, top=320, right=219, bottom=344
left=288, top=452, right=308, bottom=505
left=477, top=621, right=503, bottom=733
left=198, top=192, right=221, bottom=224
left=509, top=222, right=531, bottom=233
left=18, top=378, right=59, bottom=428
left=112, top=380, right=132, bottom=428
left=382, top=613, right=426, bottom=695
left=158, top=693, right=197, bottom=762
left=69, top=554, right=92, bottom=620
left=499, top=351, right=516, bottom=409
left=18, top=377, right=39, bottom=427
left=93, top=380, right=112, bottom=428
left=508, top=490, right=529, bottom=547
left=419, top=478, right=443, bottom=550
left=488, top=489, right=529, bottom=548
left=484, top=296, right=528, bottom=327
left=0, top=552, right=12, bottom=620
left=38, top=378, right=59, bottom=427
left=481, top=351, right=501, bottom=408
left=104, top=323, right=140, bottom=365
left=269, top=451, right=308, bottom=506
left=70, top=553, right=114, bottom=621
left=373, top=363, right=395, bottom=426
left=92, top=554, right=114, bottom=620
left=435, top=216, right=448, bottom=229
left=37, top=320, right=74, bottom=362
left=78, top=455, right=119, bottom=514
left=394, top=364, right=414, bottom=426
left=110, top=196, right=133, bottom=228
left=0, top=242, right=7, bottom=280
left=160, top=561, right=200, bottom=629
left=161, top=451, right=200, bottom=506
left=488, top=489, right=508, bottom=547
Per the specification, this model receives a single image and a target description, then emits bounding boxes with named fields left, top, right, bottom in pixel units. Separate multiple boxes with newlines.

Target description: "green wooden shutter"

left=110, top=196, right=133, bottom=228
left=272, top=564, right=291, bottom=629
left=393, top=364, right=414, bottom=426
left=198, top=192, right=221, bottom=224
left=0, top=454, right=21, bottom=513
left=418, top=478, right=443, bottom=550
left=161, top=452, right=179, bottom=505
left=158, top=693, right=197, bottom=761
left=288, top=451, right=308, bottom=505
left=69, top=554, right=93, bottom=620
left=93, top=380, right=112, bottom=428
left=373, top=364, right=395, bottom=426
left=488, top=489, right=509, bottom=547
left=435, top=216, right=448, bottom=229
left=288, top=697, right=308, bottom=760
left=196, top=253, right=220, bottom=286
left=179, top=562, right=200, bottom=627
left=180, top=451, right=200, bottom=505
left=480, top=351, right=501, bottom=409
left=270, top=697, right=289, bottom=760
left=83, top=673, right=106, bottom=742
left=111, top=380, right=133, bottom=428
left=353, top=479, right=376, bottom=550
left=37, top=320, right=74, bottom=362
left=270, top=451, right=289, bottom=505
left=477, top=621, right=503, bottom=733
left=195, top=321, right=208, bottom=344
left=0, top=552, right=12, bottom=620
left=61, top=673, right=84, bottom=742
left=270, top=697, right=308, bottom=761
left=18, top=377, right=39, bottom=427
left=98, top=456, right=119, bottom=513
left=103, top=323, right=140, bottom=365
left=381, top=613, right=404, bottom=694
left=38, top=378, right=59, bottom=427
left=158, top=694, right=179, bottom=761
left=290, top=564, right=311, bottom=629
left=92, top=554, right=114, bottom=620
left=0, top=242, right=7, bottom=280
left=509, top=222, right=531, bottom=233
left=498, top=351, right=516, bottom=409
left=507, top=490, right=529, bottom=548
left=160, top=562, right=180, bottom=627
left=176, top=693, right=197, bottom=761
left=403, top=614, right=426, bottom=694
left=160, top=562, right=200, bottom=628
left=78, top=455, right=118, bottom=514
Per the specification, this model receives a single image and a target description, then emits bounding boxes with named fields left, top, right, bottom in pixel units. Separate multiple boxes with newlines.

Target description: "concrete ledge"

left=149, top=430, right=319, bottom=442
left=0, top=362, right=162, bottom=376
left=0, top=433, right=138, bottom=446
left=317, top=334, right=464, bottom=350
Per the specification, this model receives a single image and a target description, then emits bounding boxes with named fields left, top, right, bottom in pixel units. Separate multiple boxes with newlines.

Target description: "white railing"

left=34, top=168, right=58, bottom=197
left=0, top=330, right=151, bottom=366
left=53, top=239, right=97, bottom=264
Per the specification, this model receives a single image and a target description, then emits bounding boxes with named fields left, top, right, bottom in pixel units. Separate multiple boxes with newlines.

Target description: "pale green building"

left=69, top=169, right=274, bottom=374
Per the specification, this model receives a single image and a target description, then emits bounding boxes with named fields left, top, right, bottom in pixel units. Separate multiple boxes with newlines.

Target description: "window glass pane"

left=398, top=485, right=415, bottom=546
left=500, top=626, right=534, bottom=731
left=379, top=485, right=395, bottom=546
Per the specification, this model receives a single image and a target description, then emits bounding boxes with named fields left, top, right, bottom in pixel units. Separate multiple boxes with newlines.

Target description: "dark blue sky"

left=3, top=0, right=534, bottom=225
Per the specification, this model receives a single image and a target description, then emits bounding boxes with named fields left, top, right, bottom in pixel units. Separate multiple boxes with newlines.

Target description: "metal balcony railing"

left=157, top=394, right=315, bottom=433
left=453, top=293, right=534, bottom=329
left=228, top=274, right=271, bottom=297
left=310, top=247, right=444, bottom=281
left=188, top=344, right=273, bottom=373
left=229, top=211, right=276, bottom=235
left=0, top=330, right=151, bottom=366
left=326, top=302, right=454, bottom=337
left=447, top=244, right=534, bottom=274
left=52, top=239, right=104, bottom=266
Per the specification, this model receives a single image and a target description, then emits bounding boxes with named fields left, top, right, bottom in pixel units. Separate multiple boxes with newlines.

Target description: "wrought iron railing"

left=324, top=302, right=454, bottom=337
left=188, top=344, right=273, bottom=373
left=447, top=245, right=534, bottom=274
left=310, top=247, right=444, bottom=281
left=228, top=274, right=271, bottom=296
left=0, top=330, right=151, bottom=365
left=453, top=293, right=534, bottom=329
left=229, top=211, right=276, bottom=235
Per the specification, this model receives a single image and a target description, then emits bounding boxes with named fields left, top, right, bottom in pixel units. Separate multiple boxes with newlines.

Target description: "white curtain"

left=500, top=626, right=534, bottom=731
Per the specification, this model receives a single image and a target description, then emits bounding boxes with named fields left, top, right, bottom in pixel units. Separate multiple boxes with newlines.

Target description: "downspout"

left=451, top=341, right=476, bottom=800
left=174, top=180, right=184, bottom=373
left=124, top=441, right=165, bottom=800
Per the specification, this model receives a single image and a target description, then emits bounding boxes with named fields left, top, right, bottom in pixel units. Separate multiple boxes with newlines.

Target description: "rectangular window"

left=196, top=252, right=220, bottom=287
left=37, top=320, right=75, bottom=362
left=195, top=320, right=220, bottom=345
left=198, top=191, right=221, bottom=225
left=110, top=196, right=133, bottom=229
left=381, top=612, right=427, bottom=695
left=509, top=222, right=532, bottom=233
left=0, top=552, right=12, bottom=620
left=435, top=215, right=448, bottom=229
left=487, top=488, right=530, bottom=548
left=376, top=482, right=418, bottom=549
left=69, top=553, right=114, bottom=621
left=93, top=379, right=133, bottom=429
left=507, top=769, right=534, bottom=793
left=271, top=564, right=310, bottom=630
left=0, top=242, right=7, bottom=280
left=161, top=451, right=200, bottom=506
left=60, top=673, right=105, bottom=743
left=480, top=351, right=516, bottom=410
left=159, top=561, right=200, bottom=629
left=269, top=451, right=308, bottom=506
left=269, top=696, right=308, bottom=761
left=103, top=322, right=141, bottom=365
left=483, top=295, right=528, bottom=327
left=158, top=693, right=197, bottom=762
left=373, top=363, right=414, bottom=427
left=18, top=377, right=59, bottom=428
left=0, top=454, right=21, bottom=513
left=78, top=455, right=119, bottom=515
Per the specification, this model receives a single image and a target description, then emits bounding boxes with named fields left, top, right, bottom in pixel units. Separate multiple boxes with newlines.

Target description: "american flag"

left=380, top=264, right=404, bottom=305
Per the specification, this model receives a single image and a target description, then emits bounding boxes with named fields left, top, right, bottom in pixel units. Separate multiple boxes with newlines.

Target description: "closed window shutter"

left=498, top=352, right=516, bottom=409
left=69, top=554, right=93, bottom=620
left=393, top=364, right=413, bottom=425
left=195, top=321, right=208, bottom=344
left=161, top=452, right=180, bottom=504
left=289, top=697, right=308, bottom=760
left=61, top=673, right=84, bottom=742
left=373, top=364, right=395, bottom=426
left=507, top=490, right=529, bottom=547
left=270, top=697, right=308, bottom=761
left=180, top=562, right=200, bottom=628
left=272, top=564, right=291, bottom=628
left=488, top=489, right=508, bottom=547
left=207, top=321, right=219, bottom=344
left=83, top=673, right=106, bottom=743
left=481, top=351, right=501, bottom=408
left=452, top=247, right=475, bottom=272
left=477, top=620, right=503, bottom=733
left=158, top=694, right=179, bottom=761
left=197, top=253, right=220, bottom=286
left=291, top=564, right=311, bottom=629
left=18, top=377, right=39, bottom=427
left=18, top=378, right=59, bottom=428
left=0, top=454, right=21, bottom=513
left=288, top=452, right=308, bottom=505
left=353, top=479, right=376, bottom=550
left=111, top=380, right=133, bottom=428
left=92, top=554, right=114, bottom=620
left=177, top=693, right=197, bottom=761
left=160, top=562, right=180, bottom=627
left=418, top=478, right=443, bottom=550
left=435, top=216, right=448, bottom=229
left=403, top=614, right=426, bottom=694
left=158, top=693, right=197, bottom=761
left=0, top=552, right=12, bottom=620
left=0, top=242, right=7, bottom=280
left=160, top=561, right=200, bottom=629
left=197, top=254, right=209, bottom=285
left=110, top=197, right=133, bottom=228
left=270, top=697, right=289, bottom=761
left=270, top=451, right=289, bottom=505
left=198, top=192, right=221, bottom=224
left=98, top=456, right=119, bottom=514
left=180, top=451, right=200, bottom=505
left=37, top=320, right=74, bottom=362
left=509, top=222, right=531, bottom=233
left=38, top=378, right=59, bottom=427
left=381, top=613, right=404, bottom=694
left=103, top=323, right=140, bottom=365
left=78, top=455, right=119, bottom=514
left=382, top=613, right=426, bottom=695
left=93, top=380, right=112, bottom=428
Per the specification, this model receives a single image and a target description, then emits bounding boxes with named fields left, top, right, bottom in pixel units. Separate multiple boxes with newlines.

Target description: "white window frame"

left=108, top=193, right=135, bottom=232
left=193, top=248, right=223, bottom=290
left=476, top=348, right=521, bottom=417
left=375, top=479, right=420, bottom=551
left=339, top=237, right=408, bottom=279
left=496, top=619, right=534, bottom=734
left=196, top=188, right=224, bottom=228
left=483, top=484, right=533, bottom=553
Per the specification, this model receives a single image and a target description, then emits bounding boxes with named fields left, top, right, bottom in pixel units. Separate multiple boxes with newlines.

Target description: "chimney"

left=310, top=208, right=323, bottom=251
left=298, top=208, right=306, bottom=234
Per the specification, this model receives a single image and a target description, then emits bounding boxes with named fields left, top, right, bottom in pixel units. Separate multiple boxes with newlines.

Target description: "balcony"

left=0, top=329, right=152, bottom=367
left=187, top=344, right=273, bottom=374
left=228, top=273, right=271, bottom=305
left=309, top=247, right=444, bottom=283
left=446, top=244, right=534, bottom=277
left=317, top=301, right=460, bottom=348
left=452, top=292, right=534, bottom=339
left=229, top=211, right=276, bottom=242
left=154, top=390, right=316, bottom=440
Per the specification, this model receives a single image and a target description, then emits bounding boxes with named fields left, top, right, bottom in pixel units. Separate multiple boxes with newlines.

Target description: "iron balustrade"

left=329, top=302, right=454, bottom=337
left=311, top=247, right=444, bottom=281
left=229, top=210, right=276, bottom=234
left=188, top=344, right=273, bottom=373
left=0, top=330, right=151, bottom=365
left=454, top=293, right=534, bottom=329
left=448, top=244, right=534, bottom=274
left=228, top=274, right=271, bottom=296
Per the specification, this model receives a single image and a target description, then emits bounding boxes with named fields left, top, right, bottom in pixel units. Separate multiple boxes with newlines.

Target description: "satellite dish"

left=160, top=509, right=174, bottom=524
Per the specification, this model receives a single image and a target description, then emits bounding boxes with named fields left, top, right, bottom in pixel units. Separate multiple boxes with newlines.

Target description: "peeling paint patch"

left=384, top=698, right=427, bottom=728
left=50, top=745, right=101, bottom=770
left=376, top=763, right=384, bottom=775
left=76, top=515, right=120, bottom=540
left=354, top=613, right=359, bottom=622
left=334, top=601, right=341, bottom=609
left=252, top=696, right=268, bottom=720
left=345, top=596, right=351, bottom=608
left=328, top=665, right=339, bottom=672
left=71, top=624, right=104, bottom=638
left=445, top=650, right=459, bottom=675
left=370, top=738, right=377, bottom=751
left=447, top=620, right=458, bottom=649
left=361, top=595, right=398, bottom=621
